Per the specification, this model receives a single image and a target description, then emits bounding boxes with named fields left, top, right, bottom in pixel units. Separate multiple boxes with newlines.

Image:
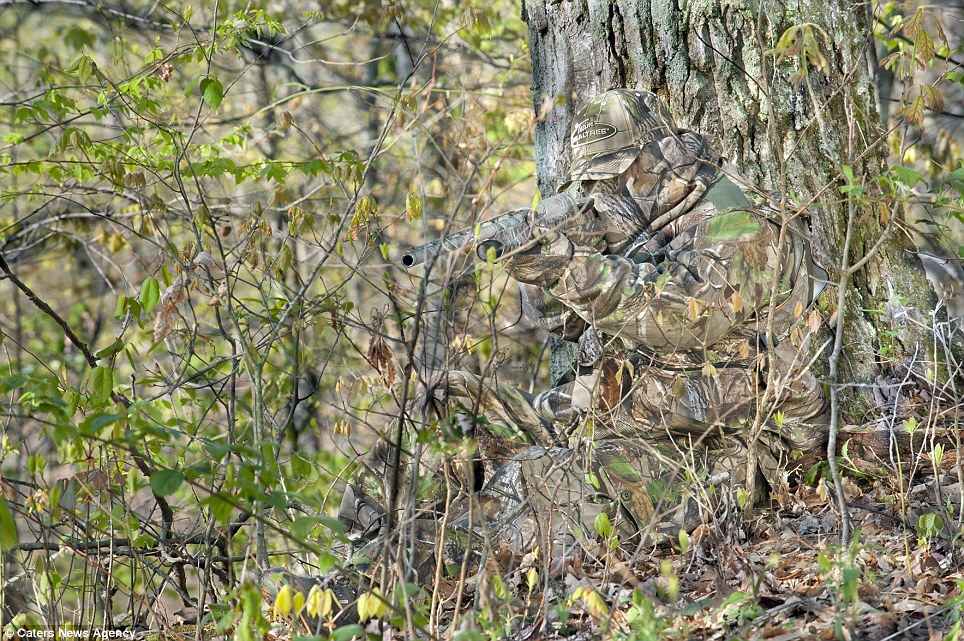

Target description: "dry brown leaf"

left=730, top=290, right=744, bottom=314
left=687, top=297, right=702, bottom=321
left=807, top=309, right=822, bottom=333
left=153, top=276, right=184, bottom=342
left=366, top=333, right=396, bottom=386
left=842, top=476, right=862, bottom=501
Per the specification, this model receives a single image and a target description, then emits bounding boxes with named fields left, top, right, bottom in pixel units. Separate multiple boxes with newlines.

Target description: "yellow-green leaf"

left=526, top=567, right=538, bottom=592
left=730, top=290, right=743, bottom=314
left=897, top=94, right=926, bottom=125
left=916, top=29, right=936, bottom=65
left=274, top=244, right=292, bottom=279
left=273, top=583, right=293, bottom=618
left=582, top=589, right=609, bottom=618
left=687, top=297, right=701, bottom=321
left=0, top=498, right=18, bottom=550
left=91, top=366, right=114, bottom=403
left=306, top=585, right=336, bottom=619
left=923, top=84, right=944, bottom=113
left=405, top=191, right=423, bottom=221
left=594, top=512, right=613, bottom=538
left=356, top=589, right=387, bottom=621
left=465, top=8, right=490, bottom=34
left=491, top=575, right=508, bottom=600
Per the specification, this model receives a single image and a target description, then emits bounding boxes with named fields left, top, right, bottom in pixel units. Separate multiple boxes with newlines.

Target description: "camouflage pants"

left=338, top=354, right=827, bottom=580
left=338, top=438, right=691, bottom=581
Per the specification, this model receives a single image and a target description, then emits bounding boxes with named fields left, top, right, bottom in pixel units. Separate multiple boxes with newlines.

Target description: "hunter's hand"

left=504, top=223, right=575, bottom=286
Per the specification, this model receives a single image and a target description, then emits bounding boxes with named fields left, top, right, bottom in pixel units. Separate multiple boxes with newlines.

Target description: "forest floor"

left=247, top=466, right=963, bottom=641
left=514, top=474, right=964, bottom=641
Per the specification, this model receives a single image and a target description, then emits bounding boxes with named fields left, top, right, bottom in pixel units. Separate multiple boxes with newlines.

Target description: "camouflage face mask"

left=567, top=89, right=678, bottom=182
left=585, top=130, right=722, bottom=252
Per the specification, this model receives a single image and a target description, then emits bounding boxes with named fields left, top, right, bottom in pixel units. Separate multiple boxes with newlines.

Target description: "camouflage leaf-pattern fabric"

left=336, top=89, right=828, bottom=584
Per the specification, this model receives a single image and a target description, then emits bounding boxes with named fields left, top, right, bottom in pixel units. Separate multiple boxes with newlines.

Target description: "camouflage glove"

left=504, top=227, right=574, bottom=287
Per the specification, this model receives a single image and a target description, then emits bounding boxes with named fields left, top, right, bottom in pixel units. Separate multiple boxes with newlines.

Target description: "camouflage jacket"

left=517, top=166, right=823, bottom=384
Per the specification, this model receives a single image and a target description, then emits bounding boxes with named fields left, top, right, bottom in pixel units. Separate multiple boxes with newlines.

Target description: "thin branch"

left=0, top=251, right=176, bottom=545
left=0, top=253, right=100, bottom=369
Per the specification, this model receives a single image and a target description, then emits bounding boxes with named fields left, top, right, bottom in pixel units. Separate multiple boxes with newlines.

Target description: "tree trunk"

left=522, top=0, right=938, bottom=418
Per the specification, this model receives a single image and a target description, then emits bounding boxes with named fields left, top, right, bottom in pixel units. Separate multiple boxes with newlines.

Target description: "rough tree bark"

left=522, top=0, right=939, bottom=419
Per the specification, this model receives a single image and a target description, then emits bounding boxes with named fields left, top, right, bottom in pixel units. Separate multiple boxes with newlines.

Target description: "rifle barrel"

left=399, top=195, right=593, bottom=268
left=400, top=209, right=530, bottom=268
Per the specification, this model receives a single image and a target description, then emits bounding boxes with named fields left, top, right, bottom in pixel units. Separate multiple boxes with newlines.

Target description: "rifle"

left=400, top=194, right=595, bottom=268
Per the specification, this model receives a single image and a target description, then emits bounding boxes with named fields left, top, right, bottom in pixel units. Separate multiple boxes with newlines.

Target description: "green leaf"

left=330, top=625, right=365, bottom=641
left=139, top=277, right=160, bottom=313
left=82, top=413, right=124, bottom=434
left=150, top=469, right=184, bottom=496
left=318, top=550, right=338, bottom=573
left=114, top=295, right=129, bottom=320
left=303, top=157, right=329, bottom=176
left=0, top=375, right=28, bottom=394
left=291, top=516, right=320, bottom=541
left=839, top=164, right=863, bottom=195
left=28, top=455, right=45, bottom=476
left=0, top=497, right=18, bottom=550
left=91, top=366, right=114, bottom=403
left=319, top=515, right=347, bottom=539
left=206, top=443, right=230, bottom=461
left=842, top=566, right=861, bottom=603
left=594, top=512, right=613, bottom=538
left=66, top=54, right=96, bottom=83
left=200, top=76, right=224, bottom=110
left=203, top=494, right=234, bottom=523
left=917, top=512, right=944, bottom=539
left=891, top=165, right=924, bottom=186
left=262, top=161, right=286, bottom=183
left=95, top=339, right=125, bottom=359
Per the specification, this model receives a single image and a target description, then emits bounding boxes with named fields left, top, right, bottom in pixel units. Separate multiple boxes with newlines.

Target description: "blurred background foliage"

left=0, top=0, right=960, bottom=636
left=0, top=0, right=540, bottom=631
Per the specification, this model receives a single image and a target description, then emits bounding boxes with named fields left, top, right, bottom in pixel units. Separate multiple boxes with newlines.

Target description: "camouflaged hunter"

left=338, top=89, right=830, bottom=582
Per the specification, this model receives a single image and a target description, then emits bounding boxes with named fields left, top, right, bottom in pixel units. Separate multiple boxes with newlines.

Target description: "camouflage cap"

left=567, top=89, right=678, bottom=182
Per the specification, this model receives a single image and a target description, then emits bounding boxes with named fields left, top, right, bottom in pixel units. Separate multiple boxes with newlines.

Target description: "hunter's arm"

left=513, top=210, right=792, bottom=353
